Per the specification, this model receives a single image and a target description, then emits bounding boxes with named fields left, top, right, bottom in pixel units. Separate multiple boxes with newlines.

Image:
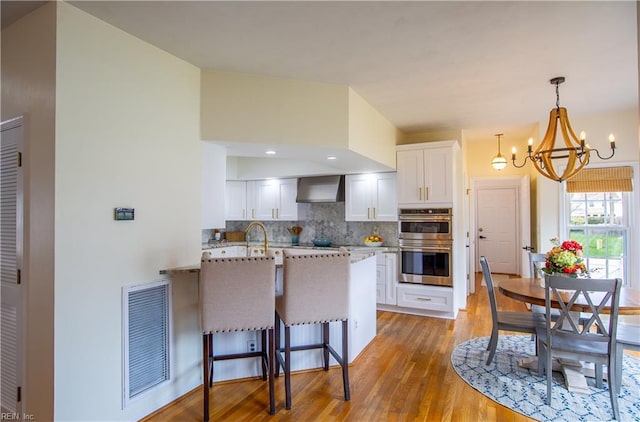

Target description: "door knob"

left=522, top=246, right=534, bottom=251
left=479, top=235, right=487, bottom=239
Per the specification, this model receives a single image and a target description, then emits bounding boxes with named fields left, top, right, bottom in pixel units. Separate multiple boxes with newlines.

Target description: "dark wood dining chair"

left=536, top=274, right=622, bottom=420
left=480, top=256, right=545, bottom=365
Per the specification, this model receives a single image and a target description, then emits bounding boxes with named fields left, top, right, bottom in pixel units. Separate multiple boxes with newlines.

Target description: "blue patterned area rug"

left=451, top=335, right=640, bottom=421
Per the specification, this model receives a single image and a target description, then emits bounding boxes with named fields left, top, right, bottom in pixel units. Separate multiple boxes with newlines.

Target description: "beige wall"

left=347, top=88, right=397, bottom=169
left=201, top=70, right=349, bottom=147
left=53, top=3, right=201, bottom=420
left=1, top=3, right=57, bottom=420
left=399, top=129, right=463, bottom=145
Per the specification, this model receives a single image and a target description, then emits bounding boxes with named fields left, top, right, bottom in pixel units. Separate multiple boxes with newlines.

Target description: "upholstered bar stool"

left=275, top=251, right=351, bottom=410
left=200, top=255, right=276, bottom=420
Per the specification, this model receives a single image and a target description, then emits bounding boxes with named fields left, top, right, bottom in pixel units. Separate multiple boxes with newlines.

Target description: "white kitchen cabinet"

left=225, top=181, right=247, bottom=220
left=384, top=252, right=397, bottom=305
left=254, top=178, right=298, bottom=221
left=225, top=179, right=288, bottom=221
left=376, top=252, right=398, bottom=305
left=203, top=246, right=245, bottom=258
left=345, top=172, right=397, bottom=221
left=396, top=284, right=453, bottom=313
left=396, top=141, right=458, bottom=207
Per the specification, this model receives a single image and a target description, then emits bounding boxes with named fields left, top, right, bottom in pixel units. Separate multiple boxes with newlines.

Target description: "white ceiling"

left=5, top=1, right=638, bottom=170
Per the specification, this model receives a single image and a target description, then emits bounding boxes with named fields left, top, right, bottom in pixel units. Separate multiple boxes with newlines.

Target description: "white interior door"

left=1, top=117, right=24, bottom=414
left=476, top=186, right=519, bottom=274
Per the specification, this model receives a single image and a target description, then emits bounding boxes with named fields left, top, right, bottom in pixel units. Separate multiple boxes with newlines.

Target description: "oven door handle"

left=399, top=216, right=450, bottom=222
left=400, top=246, right=452, bottom=252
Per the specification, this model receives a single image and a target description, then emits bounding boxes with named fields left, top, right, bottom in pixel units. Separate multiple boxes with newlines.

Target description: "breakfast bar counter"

left=161, top=251, right=377, bottom=382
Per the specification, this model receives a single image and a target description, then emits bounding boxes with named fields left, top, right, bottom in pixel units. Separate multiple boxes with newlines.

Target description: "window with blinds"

left=564, top=166, right=634, bottom=283
left=123, top=280, right=171, bottom=406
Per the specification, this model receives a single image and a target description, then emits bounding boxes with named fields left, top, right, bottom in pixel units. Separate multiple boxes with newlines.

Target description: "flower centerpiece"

left=542, top=237, right=587, bottom=277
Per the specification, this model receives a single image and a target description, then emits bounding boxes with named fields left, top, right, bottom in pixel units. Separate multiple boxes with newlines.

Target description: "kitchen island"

left=161, top=249, right=377, bottom=382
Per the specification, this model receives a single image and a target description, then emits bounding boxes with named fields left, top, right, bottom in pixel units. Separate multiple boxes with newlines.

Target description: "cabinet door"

left=209, top=246, right=236, bottom=258
left=254, top=180, right=278, bottom=220
left=384, top=253, right=397, bottom=305
left=245, top=181, right=257, bottom=220
left=276, top=178, right=298, bottom=220
left=372, top=173, right=397, bottom=221
left=225, top=181, right=247, bottom=220
left=423, top=147, right=452, bottom=204
left=345, top=174, right=373, bottom=221
left=376, top=264, right=386, bottom=304
left=396, top=150, right=424, bottom=205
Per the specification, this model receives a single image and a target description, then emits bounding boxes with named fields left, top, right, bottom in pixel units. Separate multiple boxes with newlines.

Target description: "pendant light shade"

left=491, top=133, right=507, bottom=170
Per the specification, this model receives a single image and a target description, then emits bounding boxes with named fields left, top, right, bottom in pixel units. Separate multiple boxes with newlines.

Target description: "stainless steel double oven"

left=398, top=208, right=453, bottom=287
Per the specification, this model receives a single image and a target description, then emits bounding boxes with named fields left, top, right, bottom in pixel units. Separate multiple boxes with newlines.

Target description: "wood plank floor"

left=142, top=274, right=634, bottom=421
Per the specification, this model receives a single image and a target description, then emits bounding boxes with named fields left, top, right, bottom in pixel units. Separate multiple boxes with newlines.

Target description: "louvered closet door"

left=1, top=117, right=24, bottom=414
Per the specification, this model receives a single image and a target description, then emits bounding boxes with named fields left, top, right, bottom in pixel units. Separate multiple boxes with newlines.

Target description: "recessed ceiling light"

left=265, top=150, right=276, bottom=155
left=327, top=155, right=337, bottom=160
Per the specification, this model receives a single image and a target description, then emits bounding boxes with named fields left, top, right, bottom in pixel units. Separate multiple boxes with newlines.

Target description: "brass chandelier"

left=511, top=77, right=616, bottom=182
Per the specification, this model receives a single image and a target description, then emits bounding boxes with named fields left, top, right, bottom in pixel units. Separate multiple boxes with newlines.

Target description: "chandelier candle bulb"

left=511, top=147, right=516, bottom=161
left=527, top=137, right=533, bottom=153
left=609, top=134, right=616, bottom=149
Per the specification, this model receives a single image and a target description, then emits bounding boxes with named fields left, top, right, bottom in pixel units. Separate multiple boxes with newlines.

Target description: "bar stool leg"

left=268, top=327, right=276, bottom=414
left=203, top=333, right=210, bottom=422
left=342, top=320, right=350, bottom=401
left=274, top=313, right=281, bottom=377
left=322, top=322, right=330, bottom=371
left=260, top=329, right=268, bottom=380
left=284, top=325, right=292, bottom=410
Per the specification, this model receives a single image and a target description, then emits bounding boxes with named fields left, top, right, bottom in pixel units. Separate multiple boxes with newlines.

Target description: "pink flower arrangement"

left=542, top=237, right=587, bottom=276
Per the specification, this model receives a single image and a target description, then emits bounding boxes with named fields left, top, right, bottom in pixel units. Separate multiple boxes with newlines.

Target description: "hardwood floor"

left=141, top=274, right=629, bottom=421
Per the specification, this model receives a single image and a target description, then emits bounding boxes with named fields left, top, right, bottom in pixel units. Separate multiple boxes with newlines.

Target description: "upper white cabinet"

left=225, top=181, right=256, bottom=220
left=396, top=141, right=458, bottom=207
left=226, top=179, right=297, bottom=221
left=345, top=172, right=397, bottom=221
left=225, top=181, right=247, bottom=220
left=253, top=178, right=298, bottom=221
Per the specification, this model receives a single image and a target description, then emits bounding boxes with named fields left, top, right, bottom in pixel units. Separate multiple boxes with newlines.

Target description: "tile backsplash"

left=203, top=202, right=398, bottom=246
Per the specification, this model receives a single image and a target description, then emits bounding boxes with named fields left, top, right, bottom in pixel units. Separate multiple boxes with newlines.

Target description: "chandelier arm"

left=511, top=156, right=531, bottom=168
left=591, top=148, right=616, bottom=160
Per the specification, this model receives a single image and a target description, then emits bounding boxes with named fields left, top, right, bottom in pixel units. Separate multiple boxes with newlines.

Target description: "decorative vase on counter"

left=291, top=235, right=299, bottom=245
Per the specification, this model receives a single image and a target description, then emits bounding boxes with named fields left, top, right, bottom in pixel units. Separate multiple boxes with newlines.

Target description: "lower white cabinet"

left=202, top=246, right=248, bottom=259
left=396, top=284, right=453, bottom=313
left=376, top=252, right=397, bottom=306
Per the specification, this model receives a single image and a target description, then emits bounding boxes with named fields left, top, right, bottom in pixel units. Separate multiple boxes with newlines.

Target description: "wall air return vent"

left=122, top=280, right=171, bottom=406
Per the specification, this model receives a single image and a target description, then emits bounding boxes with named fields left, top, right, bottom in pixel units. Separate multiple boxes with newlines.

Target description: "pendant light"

left=491, top=133, right=508, bottom=170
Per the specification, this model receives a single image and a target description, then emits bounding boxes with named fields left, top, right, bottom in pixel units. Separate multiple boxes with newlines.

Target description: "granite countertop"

left=160, top=249, right=376, bottom=276
left=202, top=241, right=398, bottom=252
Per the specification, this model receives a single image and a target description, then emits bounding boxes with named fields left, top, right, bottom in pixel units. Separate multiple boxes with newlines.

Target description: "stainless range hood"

left=296, top=175, right=345, bottom=203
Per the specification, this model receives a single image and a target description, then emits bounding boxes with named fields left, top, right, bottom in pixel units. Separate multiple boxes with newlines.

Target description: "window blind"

left=566, top=166, right=633, bottom=193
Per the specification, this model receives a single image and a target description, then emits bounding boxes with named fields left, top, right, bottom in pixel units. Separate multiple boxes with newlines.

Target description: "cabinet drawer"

left=396, top=284, right=453, bottom=312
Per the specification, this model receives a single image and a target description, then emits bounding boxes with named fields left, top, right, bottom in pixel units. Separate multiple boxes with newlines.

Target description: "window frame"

left=559, top=161, right=639, bottom=289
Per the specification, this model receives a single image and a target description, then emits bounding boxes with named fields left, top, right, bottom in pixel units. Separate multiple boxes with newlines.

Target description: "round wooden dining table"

left=499, top=278, right=640, bottom=315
